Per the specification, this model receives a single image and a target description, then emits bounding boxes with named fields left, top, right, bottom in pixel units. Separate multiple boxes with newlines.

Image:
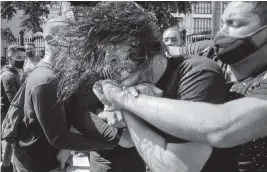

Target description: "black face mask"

left=26, top=51, right=35, bottom=57
left=214, top=25, right=267, bottom=65
left=14, top=61, right=25, bottom=69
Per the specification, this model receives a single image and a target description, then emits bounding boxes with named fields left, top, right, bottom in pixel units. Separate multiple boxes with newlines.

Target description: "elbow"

left=47, top=133, right=68, bottom=149
left=204, top=106, right=235, bottom=148
left=206, top=132, right=229, bottom=148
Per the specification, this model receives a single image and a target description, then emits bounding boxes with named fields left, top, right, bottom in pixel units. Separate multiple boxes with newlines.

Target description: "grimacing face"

left=220, top=2, right=262, bottom=37
left=163, top=30, right=182, bottom=47
left=103, top=43, right=149, bottom=87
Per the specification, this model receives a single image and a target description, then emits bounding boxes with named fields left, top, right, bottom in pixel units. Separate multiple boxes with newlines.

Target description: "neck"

left=150, top=54, right=168, bottom=84
left=230, top=44, right=267, bottom=81
left=8, top=64, right=19, bottom=72
left=27, top=56, right=37, bottom=62
left=42, top=51, right=53, bottom=64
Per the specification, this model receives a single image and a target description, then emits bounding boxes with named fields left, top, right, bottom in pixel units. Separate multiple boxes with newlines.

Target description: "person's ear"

left=44, top=34, right=58, bottom=46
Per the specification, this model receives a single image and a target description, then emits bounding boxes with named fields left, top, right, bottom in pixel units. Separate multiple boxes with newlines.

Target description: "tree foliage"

left=1, top=1, right=56, bottom=33
left=1, top=28, right=16, bottom=43
left=69, top=1, right=194, bottom=32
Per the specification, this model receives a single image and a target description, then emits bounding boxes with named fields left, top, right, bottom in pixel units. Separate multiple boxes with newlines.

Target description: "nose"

left=165, top=40, right=173, bottom=46
left=104, top=51, right=119, bottom=65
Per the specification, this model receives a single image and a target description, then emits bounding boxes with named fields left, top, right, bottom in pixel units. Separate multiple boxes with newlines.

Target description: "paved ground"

left=67, top=155, right=90, bottom=172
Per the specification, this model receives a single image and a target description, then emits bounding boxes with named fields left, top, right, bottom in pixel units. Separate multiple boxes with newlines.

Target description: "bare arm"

left=116, top=93, right=267, bottom=148
left=167, top=40, right=214, bottom=57
left=123, top=110, right=212, bottom=172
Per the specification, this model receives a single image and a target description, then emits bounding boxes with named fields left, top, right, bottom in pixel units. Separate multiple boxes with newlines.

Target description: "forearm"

left=33, top=85, right=116, bottom=151
left=117, top=94, right=267, bottom=147
left=116, top=93, right=222, bottom=144
left=71, top=111, right=122, bottom=149
left=123, top=112, right=190, bottom=172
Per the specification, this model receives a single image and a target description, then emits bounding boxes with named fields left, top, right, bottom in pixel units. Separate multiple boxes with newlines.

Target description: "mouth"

left=112, top=61, right=140, bottom=81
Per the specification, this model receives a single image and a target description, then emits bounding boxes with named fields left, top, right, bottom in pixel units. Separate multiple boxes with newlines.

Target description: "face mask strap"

left=249, top=25, right=267, bottom=47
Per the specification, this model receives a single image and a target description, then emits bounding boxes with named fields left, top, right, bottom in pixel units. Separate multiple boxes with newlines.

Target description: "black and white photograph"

left=1, top=1, right=267, bottom=172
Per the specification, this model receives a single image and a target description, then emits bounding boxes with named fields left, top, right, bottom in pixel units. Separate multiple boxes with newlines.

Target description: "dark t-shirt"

left=154, top=56, right=238, bottom=172
left=70, top=87, right=146, bottom=172
left=228, top=69, right=267, bottom=172
left=1, top=66, right=21, bottom=116
left=15, top=61, right=122, bottom=172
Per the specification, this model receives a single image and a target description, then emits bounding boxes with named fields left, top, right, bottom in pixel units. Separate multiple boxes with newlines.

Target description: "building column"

left=211, top=1, right=222, bottom=37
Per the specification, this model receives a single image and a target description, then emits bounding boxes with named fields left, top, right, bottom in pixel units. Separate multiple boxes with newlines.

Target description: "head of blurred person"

left=214, top=2, right=267, bottom=80
left=1, top=56, right=6, bottom=66
left=7, top=45, right=26, bottom=71
left=163, top=27, right=183, bottom=47
left=42, top=16, right=70, bottom=64
left=25, top=43, right=36, bottom=59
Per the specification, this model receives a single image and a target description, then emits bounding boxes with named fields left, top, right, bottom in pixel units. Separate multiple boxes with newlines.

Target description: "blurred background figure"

left=1, top=45, right=25, bottom=172
left=23, top=43, right=41, bottom=79
left=1, top=56, right=7, bottom=67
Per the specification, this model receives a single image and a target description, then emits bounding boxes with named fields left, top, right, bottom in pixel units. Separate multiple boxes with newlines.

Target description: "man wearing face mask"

left=95, top=2, right=267, bottom=172
left=23, top=43, right=41, bottom=79
left=1, top=45, right=25, bottom=172
left=163, top=27, right=184, bottom=47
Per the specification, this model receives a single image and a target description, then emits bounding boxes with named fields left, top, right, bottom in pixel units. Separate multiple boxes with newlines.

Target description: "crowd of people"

left=1, top=1, right=267, bottom=172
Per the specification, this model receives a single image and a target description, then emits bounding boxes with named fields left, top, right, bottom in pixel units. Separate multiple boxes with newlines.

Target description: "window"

left=194, top=1, right=211, bottom=14
left=193, top=18, right=212, bottom=33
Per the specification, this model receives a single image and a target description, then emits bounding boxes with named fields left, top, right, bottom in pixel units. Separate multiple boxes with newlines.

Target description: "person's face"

left=25, top=44, right=35, bottom=57
left=163, top=30, right=182, bottom=46
left=9, top=51, right=26, bottom=61
left=220, top=2, right=262, bottom=36
left=9, top=51, right=26, bottom=69
left=103, top=43, right=149, bottom=86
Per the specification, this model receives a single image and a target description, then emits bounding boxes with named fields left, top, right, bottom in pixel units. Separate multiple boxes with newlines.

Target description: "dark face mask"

left=26, top=51, right=35, bottom=57
left=14, top=61, right=25, bottom=69
left=214, top=25, right=267, bottom=65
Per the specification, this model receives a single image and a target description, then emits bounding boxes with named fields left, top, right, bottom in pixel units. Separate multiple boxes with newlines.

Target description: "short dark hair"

left=251, top=2, right=267, bottom=26
left=26, top=43, right=35, bottom=48
left=8, top=45, right=26, bottom=53
left=163, top=27, right=182, bottom=39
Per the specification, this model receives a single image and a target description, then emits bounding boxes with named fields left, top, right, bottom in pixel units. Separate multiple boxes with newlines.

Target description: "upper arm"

left=210, top=78, right=267, bottom=147
left=181, top=40, right=214, bottom=55
left=179, top=69, right=227, bottom=104
left=31, top=84, right=69, bottom=144
left=209, top=97, right=267, bottom=147
left=2, top=74, right=19, bottom=101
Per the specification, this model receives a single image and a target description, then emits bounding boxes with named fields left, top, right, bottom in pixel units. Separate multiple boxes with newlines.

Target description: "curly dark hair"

left=54, top=1, right=162, bottom=102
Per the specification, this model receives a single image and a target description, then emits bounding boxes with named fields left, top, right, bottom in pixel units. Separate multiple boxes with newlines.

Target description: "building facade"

left=174, top=1, right=228, bottom=34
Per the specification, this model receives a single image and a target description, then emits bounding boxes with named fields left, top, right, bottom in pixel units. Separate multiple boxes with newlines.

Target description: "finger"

left=115, top=111, right=123, bottom=122
left=105, top=104, right=118, bottom=112
left=116, top=112, right=126, bottom=126
left=107, top=112, right=116, bottom=125
left=60, top=160, right=65, bottom=169
left=128, top=87, right=139, bottom=97
left=98, top=112, right=107, bottom=120
left=149, top=85, right=163, bottom=97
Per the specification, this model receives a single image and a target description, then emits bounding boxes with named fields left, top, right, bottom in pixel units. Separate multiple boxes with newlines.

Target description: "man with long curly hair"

left=56, top=2, right=237, bottom=172
left=11, top=16, right=133, bottom=172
